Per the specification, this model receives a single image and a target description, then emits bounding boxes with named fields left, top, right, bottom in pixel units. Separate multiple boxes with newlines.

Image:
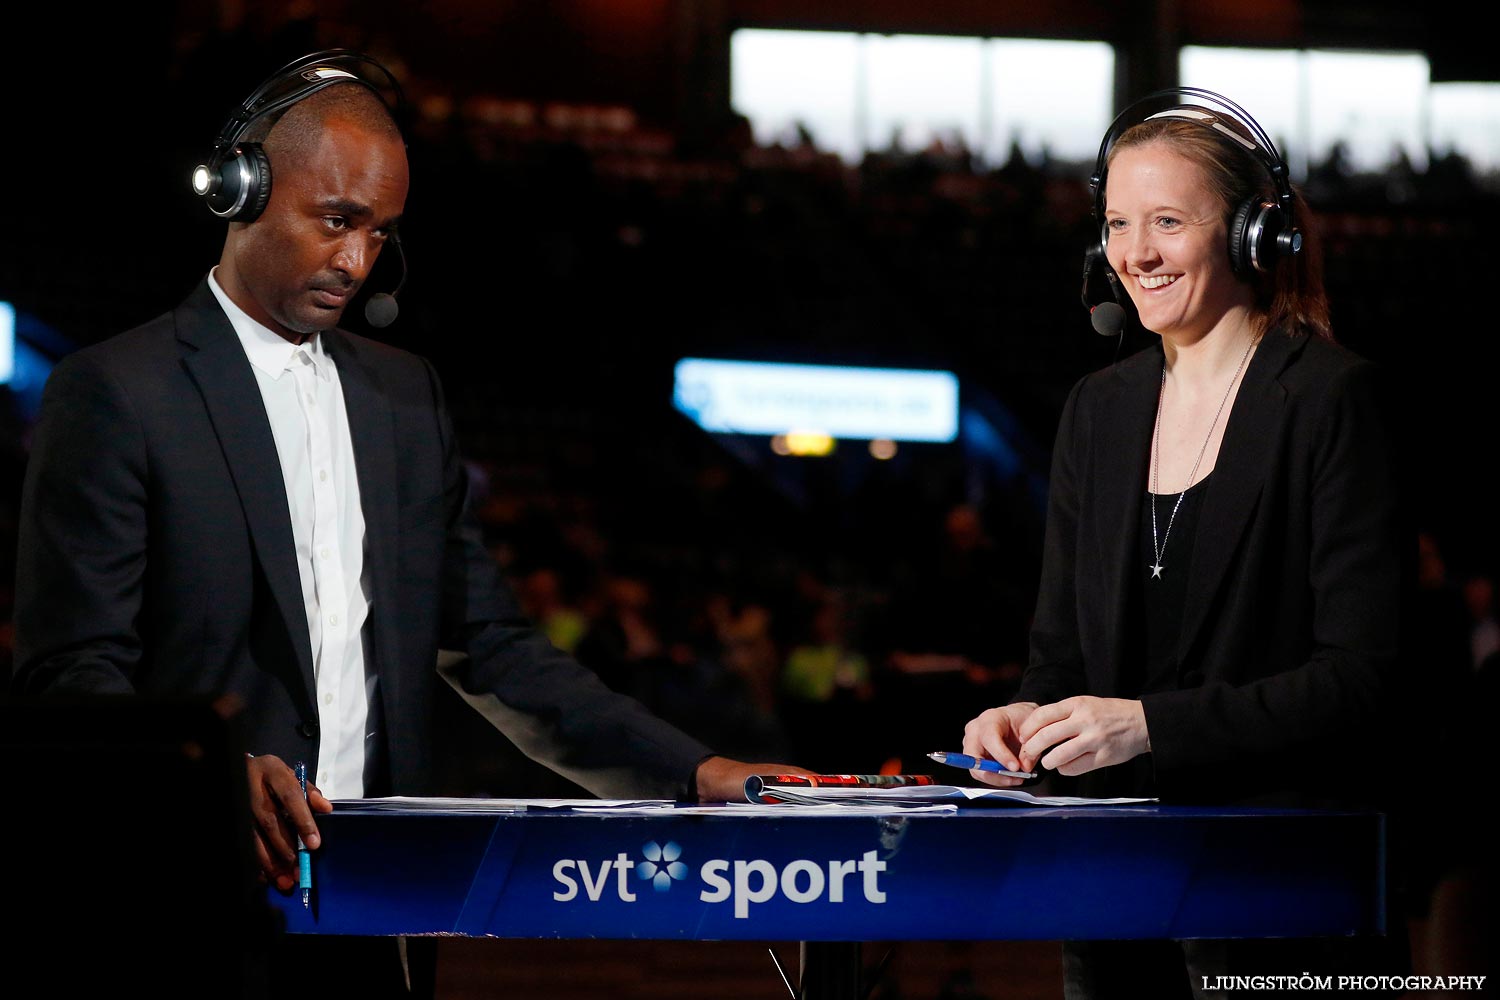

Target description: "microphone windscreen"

left=364, top=293, right=399, bottom=329
left=1090, top=302, right=1126, bottom=337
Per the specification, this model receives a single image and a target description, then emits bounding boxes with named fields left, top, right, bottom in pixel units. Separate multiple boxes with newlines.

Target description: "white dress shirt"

left=209, top=268, right=373, bottom=798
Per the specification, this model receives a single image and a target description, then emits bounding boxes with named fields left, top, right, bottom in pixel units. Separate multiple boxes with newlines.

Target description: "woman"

left=961, top=92, right=1407, bottom=996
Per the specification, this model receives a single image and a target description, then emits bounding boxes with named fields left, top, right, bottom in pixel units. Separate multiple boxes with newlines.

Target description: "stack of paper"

left=747, top=784, right=1156, bottom=807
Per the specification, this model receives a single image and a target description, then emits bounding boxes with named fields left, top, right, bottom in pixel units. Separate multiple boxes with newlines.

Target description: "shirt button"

left=305, top=394, right=315, bottom=405
left=323, top=692, right=334, bottom=706
left=319, top=547, right=330, bottom=560
left=328, top=613, right=339, bottom=626
left=298, top=721, right=319, bottom=738
left=319, top=470, right=328, bottom=482
left=319, top=772, right=329, bottom=788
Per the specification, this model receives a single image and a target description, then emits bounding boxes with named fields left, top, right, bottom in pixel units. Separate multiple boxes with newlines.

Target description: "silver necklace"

left=1149, top=336, right=1257, bottom=579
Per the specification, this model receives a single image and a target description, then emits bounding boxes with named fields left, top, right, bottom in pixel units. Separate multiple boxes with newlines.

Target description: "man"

left=11, top=52, right=795, bottom=993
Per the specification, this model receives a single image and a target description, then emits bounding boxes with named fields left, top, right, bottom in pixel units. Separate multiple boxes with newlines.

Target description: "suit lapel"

left=174, top=281, right=317, bottom=700
left=1176, top=330, right=1305, bottom=663
left=1094, top=346, right=1161, bottom=692
left=321, top=330, right=403, bottom=706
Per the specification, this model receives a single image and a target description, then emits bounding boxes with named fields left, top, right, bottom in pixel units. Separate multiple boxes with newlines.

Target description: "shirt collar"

left=207, top=267, right=331, bottom=380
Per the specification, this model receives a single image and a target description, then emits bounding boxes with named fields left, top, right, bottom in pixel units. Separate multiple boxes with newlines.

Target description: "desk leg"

left=798, top=941, right=861, bottom=1000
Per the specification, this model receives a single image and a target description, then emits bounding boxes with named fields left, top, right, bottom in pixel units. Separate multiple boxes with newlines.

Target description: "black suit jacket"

left=11, top=280, right=711, bottom=798
left=1018, top=329, right=1401, bottom=807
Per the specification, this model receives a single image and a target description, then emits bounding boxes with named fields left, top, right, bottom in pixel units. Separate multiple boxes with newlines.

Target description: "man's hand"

left=694, top=756, right=815, bottom=803
left=962, top=702, right=1039, bottom=787
left=1014, top=696, right=1150, bottom=776
left=245, top=754, right=332, bottom=892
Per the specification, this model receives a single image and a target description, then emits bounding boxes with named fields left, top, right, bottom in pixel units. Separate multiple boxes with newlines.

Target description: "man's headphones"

left=191, top=49, right=405, bottom=223
left=1089, top=87, right=1303, bottom=277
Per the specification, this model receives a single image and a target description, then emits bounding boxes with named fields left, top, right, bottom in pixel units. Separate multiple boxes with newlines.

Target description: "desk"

left=267, top=803, right=1386, bottom=997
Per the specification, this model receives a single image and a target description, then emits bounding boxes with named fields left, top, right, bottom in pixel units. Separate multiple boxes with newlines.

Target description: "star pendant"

left=1150, top=562, right=1164, bottom=579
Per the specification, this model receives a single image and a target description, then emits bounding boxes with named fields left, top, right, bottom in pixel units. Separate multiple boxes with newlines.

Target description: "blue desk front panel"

left=269, top=805, right=1385, bottom=942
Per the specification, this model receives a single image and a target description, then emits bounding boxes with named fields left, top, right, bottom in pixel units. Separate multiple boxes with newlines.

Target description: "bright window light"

left=730, top=29, right=860, bottom=160
left=864, top=34, right=984, bottom=155
left=733, top=32, right=1497, bottom=180
left=988, top=39, right=1115, bottom=165
left=1305, top=50, right=1429, bottom=173
left=731, top=29, right=1114, bottom=167
left=1430, top=83, right=1500, bottom=175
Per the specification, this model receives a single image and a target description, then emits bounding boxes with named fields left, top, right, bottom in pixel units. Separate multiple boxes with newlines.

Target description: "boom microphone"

left=1080, top=248, right=1127, bottom=337
left=364, top=293, right=399, bottom=328
left=1090, top=302, right=1126, bottom=338
left=364, top=232, right=407, bottom=328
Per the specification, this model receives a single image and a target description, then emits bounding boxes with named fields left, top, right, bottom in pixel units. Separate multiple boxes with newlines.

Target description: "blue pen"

left=294, top=761, right=312, bottom=909
left=927, top=751, right=1035, bottom=777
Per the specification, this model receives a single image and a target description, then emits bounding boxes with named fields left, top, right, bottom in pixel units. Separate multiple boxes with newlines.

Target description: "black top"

left=1095, top=472, right=1213, bottom=799
left=1017, top=331, right=1399, bottom=810
left=1136, top=473, right=1213, bottom=698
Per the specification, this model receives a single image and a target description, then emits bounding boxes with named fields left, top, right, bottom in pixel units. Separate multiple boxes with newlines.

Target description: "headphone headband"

left=205, top=49, right=405, bottom=173
left=1090, top=87, right=1293, bottom=223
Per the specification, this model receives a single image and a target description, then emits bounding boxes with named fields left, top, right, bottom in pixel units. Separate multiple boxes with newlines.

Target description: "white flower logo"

left=637, top=841, right=688, bottom=892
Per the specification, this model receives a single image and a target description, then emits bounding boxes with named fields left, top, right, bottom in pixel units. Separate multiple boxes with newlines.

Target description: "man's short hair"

left=245, top=81, right=403, bottom=168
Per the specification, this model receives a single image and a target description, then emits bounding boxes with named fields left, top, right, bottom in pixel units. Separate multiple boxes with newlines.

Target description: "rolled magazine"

left=744, top=773, right=935, bottom=803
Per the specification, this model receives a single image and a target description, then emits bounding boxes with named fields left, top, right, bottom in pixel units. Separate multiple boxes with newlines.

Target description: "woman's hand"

left=962, top=702, right=1040, bottom=787
left=1015, top=697, right=1150, bottom=776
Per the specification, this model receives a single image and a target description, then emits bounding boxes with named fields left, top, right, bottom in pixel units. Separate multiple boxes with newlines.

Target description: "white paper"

left=749, top=785, right=1155, bottom=807
left=331, top=796, right=677, bottom=813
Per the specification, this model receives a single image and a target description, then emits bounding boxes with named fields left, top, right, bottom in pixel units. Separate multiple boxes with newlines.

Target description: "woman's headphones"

left=1089, top=87, right=1303, bottom=276
left=191, top=49, right=405, bottom=223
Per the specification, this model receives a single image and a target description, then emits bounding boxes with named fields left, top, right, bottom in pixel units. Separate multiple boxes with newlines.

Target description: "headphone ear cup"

left=1228, top=197, right=1256, bottom=274
left=231, top=143, right=273, bottom=223
left=202, top=143, right=272, bottom=222
left=1247, top=200, right=1285, bottom=275
left=1231, top=199, right=1287, bottom=275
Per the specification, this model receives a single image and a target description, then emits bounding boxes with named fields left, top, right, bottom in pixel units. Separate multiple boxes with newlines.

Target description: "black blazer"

left=11, top=280, right=711, bottom=798
left=1018, top=329, right=1401, bottom=807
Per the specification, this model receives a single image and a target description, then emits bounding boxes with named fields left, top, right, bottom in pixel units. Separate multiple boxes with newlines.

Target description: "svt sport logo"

left=552, top=841, right=889, bottom=918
